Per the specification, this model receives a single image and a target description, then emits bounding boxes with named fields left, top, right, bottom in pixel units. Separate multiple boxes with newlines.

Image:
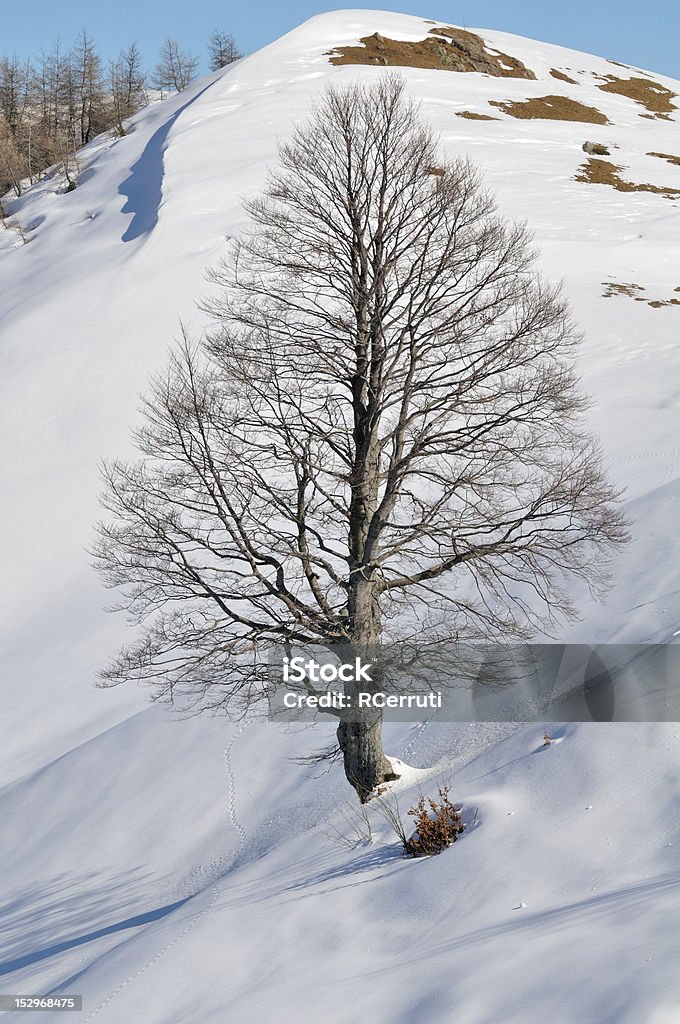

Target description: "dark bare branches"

left=152, top=38, right=198, bottom=94
left=94, top=76, right=628, bottom=794
left=207, top=30, right=241, bottom=72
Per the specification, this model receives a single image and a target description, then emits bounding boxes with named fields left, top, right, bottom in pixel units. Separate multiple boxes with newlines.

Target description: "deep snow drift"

left=1, top=11, right=679, bottom=1023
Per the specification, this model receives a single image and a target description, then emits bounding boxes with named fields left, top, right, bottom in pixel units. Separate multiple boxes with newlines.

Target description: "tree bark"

left=337, top=580, right=398, bottom=801
left=337, top=711, right=397, bottom=802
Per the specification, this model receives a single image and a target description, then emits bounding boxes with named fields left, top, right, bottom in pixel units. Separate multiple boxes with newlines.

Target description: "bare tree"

left=0, top=55, right=31, bottom=193
left=152, top=37, right=199, bottom=94
left=30, top=41, right=71, bottom=172
left=0, top=54, right=30, bottom=136
left=207, top=30, right=241, bottom=71
left=110, top=43, right=146, bottom=136
left=94, top=77, right=628, bottom=800
left=1, top=32, right=149, bottom=193
left=0, top=112, right=27, bottom=195
left=70, top=30, right=106, bottom=146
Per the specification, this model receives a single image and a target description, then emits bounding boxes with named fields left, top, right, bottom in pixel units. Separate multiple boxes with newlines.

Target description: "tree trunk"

left=337, top=580, right=399, bottom=801
left=337, top=711, right=398, bottom=802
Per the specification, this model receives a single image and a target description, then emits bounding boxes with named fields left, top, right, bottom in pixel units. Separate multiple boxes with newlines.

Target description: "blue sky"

left=5, top=2, right=680, bottom=80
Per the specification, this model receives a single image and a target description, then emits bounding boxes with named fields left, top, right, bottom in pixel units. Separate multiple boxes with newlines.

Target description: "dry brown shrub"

left=490, top=95, right=608, bottom=124
left=404, top=786, right=466, bottom=857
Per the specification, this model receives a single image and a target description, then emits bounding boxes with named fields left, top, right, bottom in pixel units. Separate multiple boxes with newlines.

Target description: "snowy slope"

left=1, top=10, right=680, bottom=1023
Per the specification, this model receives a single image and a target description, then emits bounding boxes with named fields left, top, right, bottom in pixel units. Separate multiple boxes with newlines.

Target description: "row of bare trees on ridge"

left=0, top=29, right=240, bottom=197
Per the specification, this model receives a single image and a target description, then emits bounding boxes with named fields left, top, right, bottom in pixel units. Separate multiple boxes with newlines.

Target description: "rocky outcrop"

left=327, top=27, right=536, bottom=79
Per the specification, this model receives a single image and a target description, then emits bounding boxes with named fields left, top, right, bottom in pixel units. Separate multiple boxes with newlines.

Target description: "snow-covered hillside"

left=1, top=11, right=679, bottom=1022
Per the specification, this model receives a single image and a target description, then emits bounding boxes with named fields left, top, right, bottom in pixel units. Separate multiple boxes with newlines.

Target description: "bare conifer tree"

left=0, top=55, right=31, bottom=193
left=0, top=113, right=27, bottom=195
left=110, top=43, right=146, bottom=136
left=94, top=77, right=628, bottom=800
left=31, top=40, right=70, bottom=168
left=207, top=30, right=241, bottom=71
left=1, top=33, right=149, bottom=193
left=152, top=37, right=199, bottom=94
left=71, top=30, right=106, bottom=145
left=0, top=54, right=29, bottom=136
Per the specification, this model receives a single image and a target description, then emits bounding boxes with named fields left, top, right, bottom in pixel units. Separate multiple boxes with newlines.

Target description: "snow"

left=1, top=10, right=679, bottom=1022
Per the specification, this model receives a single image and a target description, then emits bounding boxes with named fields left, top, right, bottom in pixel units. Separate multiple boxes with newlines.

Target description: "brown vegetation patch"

left=327, top=27, right=536, bottom=78
left=455, top=110, right=499, bottom=120
left=576, top=158, right=680, bottom=199
left=602, top=281, right=645, bottom=298
left=608, top=59, right=652, bottom=78
left=490, top=95, right=608, bottom=123
left=648, top=151, right=680, bottom=167
left=404, top=787, right=465, bottom=857
left=603, top=281, right=680, bottom=307
left=550, top=68, right=577, bottom=84
left=597, top=76, right=677, bottom=117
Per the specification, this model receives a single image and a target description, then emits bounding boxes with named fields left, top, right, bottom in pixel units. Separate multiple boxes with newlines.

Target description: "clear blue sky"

left=5, top=2, right=680, bottom=80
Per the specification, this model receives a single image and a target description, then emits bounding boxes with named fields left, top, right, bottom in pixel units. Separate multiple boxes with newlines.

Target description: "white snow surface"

left=1, top=11, right=680, bottom=1023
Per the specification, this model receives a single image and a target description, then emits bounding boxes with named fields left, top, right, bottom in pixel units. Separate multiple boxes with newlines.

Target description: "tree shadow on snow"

left=119, top=80, right=217, bottom=242
left=0, top=870, right=190, bottom=978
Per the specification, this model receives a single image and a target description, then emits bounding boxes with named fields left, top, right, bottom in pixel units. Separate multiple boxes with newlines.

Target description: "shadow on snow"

left=119, top=81, right=216, bottom=243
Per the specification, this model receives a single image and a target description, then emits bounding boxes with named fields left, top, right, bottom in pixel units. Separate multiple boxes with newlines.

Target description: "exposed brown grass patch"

left=607, top=59, right=652, bottom=78
left=597, top=76, right=677, bottom=117
left=550, top=68, right=577, bottom=85
left=602, top=281, right=645, bottom=298
left=490, top=95, right=608, bottom=124
left=455, top=110, right=499, bottom=120
left=648, top=151, right=680, bottom=167
left=576, top=157, right=680, bottom=199
left=602, top=281, right=680, bottom=307
left=327, top=27, right=536, bottom=78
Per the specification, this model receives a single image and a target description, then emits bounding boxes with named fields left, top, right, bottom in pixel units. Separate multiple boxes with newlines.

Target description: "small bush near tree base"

left=404, top=786, right=465, bottom=857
